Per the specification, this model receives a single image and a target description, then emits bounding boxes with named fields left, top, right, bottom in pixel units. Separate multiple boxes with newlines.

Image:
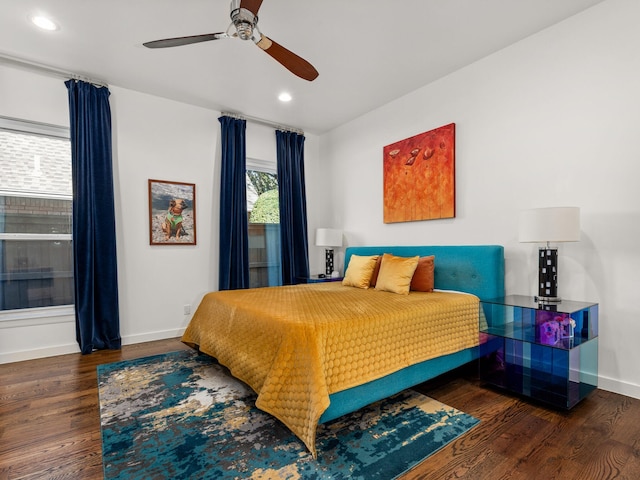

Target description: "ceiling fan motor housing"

left=230, top=0, right=257, bottom=40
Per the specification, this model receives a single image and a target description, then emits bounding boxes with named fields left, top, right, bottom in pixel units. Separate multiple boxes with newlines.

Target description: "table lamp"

left=315, top=228, right=343, bottom=276
left=519, top=207, right=580, bottom=303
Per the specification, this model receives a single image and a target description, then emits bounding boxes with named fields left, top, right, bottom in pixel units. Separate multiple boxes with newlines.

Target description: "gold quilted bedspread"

left=181, top=282, right=479, bottom=457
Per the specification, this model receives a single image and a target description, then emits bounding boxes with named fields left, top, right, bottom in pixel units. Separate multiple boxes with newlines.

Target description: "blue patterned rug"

left=98, top=350, right=479, bottom=479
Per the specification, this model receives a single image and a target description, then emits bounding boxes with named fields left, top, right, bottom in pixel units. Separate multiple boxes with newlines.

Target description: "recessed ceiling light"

left=278, top=92, right=292, bottom=102
left=30, top=14, right=59, bottom=31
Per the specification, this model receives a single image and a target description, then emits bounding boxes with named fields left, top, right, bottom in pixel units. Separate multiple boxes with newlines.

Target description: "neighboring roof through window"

left=0, top=116, right=71, bottom=199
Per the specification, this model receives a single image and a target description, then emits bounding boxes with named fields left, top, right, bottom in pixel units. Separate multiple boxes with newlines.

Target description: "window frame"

left=0, top=116, right=75, bottom=325
left=247, top=157, right=277, bottom=175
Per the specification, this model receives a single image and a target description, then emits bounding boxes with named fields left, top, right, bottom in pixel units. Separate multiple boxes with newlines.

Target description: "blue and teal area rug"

left=98, top=350, right=479, bottom=479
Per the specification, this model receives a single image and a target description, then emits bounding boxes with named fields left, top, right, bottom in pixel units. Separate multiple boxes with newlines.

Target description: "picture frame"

left=148, top=179, right=196, bottom=245
left=383, top=123, right=456, bottom=223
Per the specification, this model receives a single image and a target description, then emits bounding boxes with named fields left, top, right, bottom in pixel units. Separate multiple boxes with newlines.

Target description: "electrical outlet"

left=183, top=304, right=191, bottom=315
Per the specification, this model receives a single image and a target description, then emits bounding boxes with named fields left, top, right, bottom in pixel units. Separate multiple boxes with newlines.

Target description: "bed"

left=182, top=244, right=504, bottom=457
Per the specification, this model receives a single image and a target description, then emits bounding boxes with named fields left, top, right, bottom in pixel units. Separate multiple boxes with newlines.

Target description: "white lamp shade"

left=315, top=228, right=343, bottom=247
left=519, top=207, right=581, bottom=243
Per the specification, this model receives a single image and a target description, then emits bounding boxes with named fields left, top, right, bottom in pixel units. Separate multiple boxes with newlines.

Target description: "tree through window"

left=246, top=159, right=281, bottom=288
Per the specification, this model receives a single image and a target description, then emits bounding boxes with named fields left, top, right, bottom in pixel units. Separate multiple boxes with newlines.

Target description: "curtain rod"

left=0, top=53, right=109, bottom=88
left=221, top=111, right=304, bottom=136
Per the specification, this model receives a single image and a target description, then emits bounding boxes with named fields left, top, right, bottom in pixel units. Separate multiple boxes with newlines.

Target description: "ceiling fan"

left=143, top=0, right=319, bottom=81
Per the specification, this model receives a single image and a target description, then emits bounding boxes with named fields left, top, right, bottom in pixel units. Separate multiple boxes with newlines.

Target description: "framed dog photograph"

left=148, top=179, right=196, bottom=245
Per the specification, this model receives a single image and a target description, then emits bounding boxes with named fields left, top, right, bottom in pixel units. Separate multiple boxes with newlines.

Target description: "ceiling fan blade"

left=255, top=35, right=319, bottom=81
left=240, top=0, right=264, bottom=17
left=143, top=32, right=227, bottom=49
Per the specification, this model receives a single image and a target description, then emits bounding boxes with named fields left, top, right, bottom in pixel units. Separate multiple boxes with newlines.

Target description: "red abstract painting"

left=383, top=123, right=455, bottom=223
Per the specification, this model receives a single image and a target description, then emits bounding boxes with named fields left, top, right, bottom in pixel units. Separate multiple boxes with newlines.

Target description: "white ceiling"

left=1, top=0, right=605, bottom=134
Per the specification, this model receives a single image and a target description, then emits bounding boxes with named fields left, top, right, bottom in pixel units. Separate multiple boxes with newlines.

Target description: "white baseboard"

left=0, top=343, right=81, bottom=364
left=121, top=328, right=186, bottom=346
left=597, top=375, right=640, bottom=401
left=0, top=328, right=186, bottom=364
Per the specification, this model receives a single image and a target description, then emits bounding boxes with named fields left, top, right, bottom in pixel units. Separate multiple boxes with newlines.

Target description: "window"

left=0, top=117, right=74, bottom=311
left=246, top=158, right=281, bottom=288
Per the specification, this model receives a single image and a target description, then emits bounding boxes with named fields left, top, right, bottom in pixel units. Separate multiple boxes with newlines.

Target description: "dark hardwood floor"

left=1, top=338, right=639, bottom=479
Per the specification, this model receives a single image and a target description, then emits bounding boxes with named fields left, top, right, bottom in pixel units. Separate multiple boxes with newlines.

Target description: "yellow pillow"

left=342, top=255, right=380, bottom=289
left=375, top=253, right=420, bottom=295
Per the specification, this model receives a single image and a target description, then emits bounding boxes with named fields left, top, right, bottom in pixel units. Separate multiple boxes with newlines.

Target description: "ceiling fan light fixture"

left=235, top=21, right=254, bottom=40
left=230, top=1, right=257, bottom=41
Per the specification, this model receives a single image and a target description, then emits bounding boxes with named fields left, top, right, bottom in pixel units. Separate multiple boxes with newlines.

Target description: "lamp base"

left=535, top=295, right=562, bottom=304
left=325, top=248, right=334, bottom=276
left=538, top=246, right=559, bottom=300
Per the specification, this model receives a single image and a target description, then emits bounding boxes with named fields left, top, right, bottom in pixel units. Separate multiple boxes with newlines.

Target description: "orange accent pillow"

left=369, top=256, right=383, bottom=287
left=410, top=255, right=435, bottom=292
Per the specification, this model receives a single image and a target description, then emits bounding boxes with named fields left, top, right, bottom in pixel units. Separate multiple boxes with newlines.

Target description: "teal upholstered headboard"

left=344, top=245, right=504, bottom=301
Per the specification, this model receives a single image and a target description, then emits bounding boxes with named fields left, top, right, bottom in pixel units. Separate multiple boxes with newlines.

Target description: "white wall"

left=109, top=86, right=219, bottom=345
left=321, top=0, right=640, bottom=398
left=0, top=64, right=321, bottom=362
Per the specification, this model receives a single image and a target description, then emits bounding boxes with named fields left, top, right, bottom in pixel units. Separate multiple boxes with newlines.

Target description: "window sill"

left=0, top=305, right=75, bottom=328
